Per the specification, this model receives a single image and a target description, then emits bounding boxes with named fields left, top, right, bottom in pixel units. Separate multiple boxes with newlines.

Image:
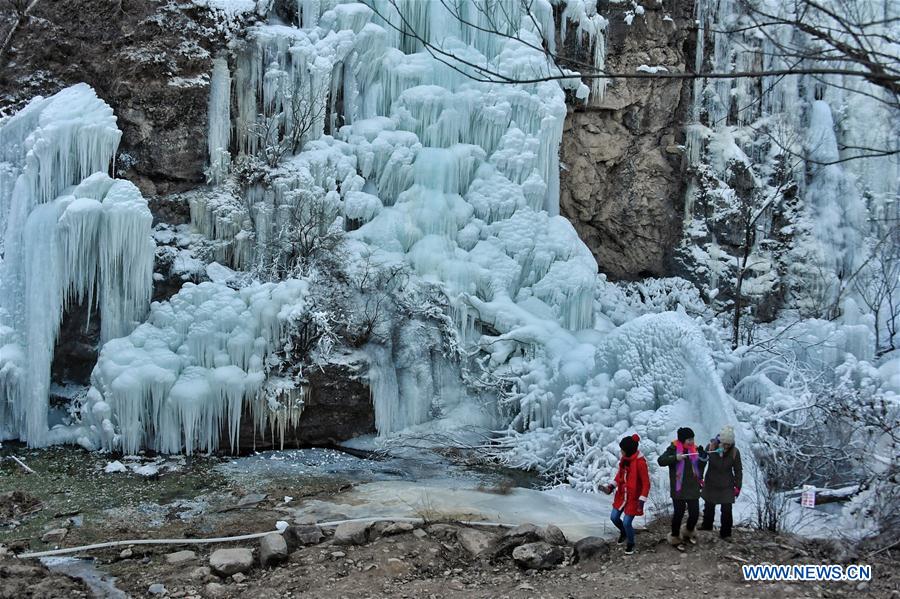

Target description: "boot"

left=681, top=527, right=697, bottom=545
left=668, top=534, right=682, bottom=546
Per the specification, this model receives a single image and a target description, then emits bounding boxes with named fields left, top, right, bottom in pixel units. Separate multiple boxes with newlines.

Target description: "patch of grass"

left=0, top=444, right=225, bottom=547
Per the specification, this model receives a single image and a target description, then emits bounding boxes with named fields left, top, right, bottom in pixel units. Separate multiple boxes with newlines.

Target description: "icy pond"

left=217, top=446, right=619, bottom=541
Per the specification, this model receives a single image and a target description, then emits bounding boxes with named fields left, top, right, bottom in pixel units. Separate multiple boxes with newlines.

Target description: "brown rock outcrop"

left=560, top=1, right=694, bottom=279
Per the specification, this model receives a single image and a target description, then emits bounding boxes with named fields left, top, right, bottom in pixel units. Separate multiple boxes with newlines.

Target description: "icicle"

left=207, top=57, right=232, bottom=184
left=0, top=86, right=152, bottom=447
left=83, top=280, right=309, bottom=454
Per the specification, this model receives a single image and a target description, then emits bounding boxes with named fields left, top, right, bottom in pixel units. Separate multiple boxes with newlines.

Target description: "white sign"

left=800, top=485, right=816, bottom=508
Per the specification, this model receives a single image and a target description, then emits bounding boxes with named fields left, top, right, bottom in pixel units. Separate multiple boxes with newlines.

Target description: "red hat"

left=632, top=433, right=640, bottom=442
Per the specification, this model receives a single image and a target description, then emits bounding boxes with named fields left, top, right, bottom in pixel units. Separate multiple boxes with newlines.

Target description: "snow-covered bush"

left=735, top=330, right=900, bottom=536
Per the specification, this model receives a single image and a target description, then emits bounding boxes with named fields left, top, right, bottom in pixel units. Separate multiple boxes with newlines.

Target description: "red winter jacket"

left=611, top=452, right=651, bottom=516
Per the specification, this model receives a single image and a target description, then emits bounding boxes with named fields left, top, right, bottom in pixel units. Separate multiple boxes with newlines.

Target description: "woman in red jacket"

left=603, top=434, right=650, bottom=555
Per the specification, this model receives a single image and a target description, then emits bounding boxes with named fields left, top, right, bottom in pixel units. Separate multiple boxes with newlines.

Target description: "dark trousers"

left=671, top=498, right=699, bottom=537
left=701, top=502, right=733, bottom=537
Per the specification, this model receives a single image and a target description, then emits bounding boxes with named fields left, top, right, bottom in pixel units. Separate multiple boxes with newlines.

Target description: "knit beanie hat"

left=718, top=425, right=735, bottom=445
left=619, top=433, right=640, bottom=457
left=677, top=427, right=695, bottom=443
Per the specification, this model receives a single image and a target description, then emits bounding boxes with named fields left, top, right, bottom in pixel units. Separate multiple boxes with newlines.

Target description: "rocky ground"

left=2, top=447, right=898, bottom=599
left=4, top=516, right=898, bottom=599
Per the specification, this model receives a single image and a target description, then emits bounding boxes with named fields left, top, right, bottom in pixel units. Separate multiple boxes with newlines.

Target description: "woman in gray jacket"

left=700, top=425, right=742, bottom=540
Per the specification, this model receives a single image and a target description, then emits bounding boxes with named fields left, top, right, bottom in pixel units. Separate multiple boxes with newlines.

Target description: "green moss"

left=0, top=445, right=225, bottom=547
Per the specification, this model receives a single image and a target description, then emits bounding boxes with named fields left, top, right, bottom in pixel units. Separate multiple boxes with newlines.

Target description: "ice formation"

left=153, top=0, right=738, bottom=477
left=685, top=0, right=896, bottom=279
left=11, top=2, right=891, bottom=514
left=0, top=85, right=154, bottom=446
left=80, top=280, right=309, bottom=454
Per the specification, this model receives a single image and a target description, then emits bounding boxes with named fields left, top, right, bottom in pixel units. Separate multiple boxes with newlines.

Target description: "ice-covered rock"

left=80, top=279, right=310, bottom=454
left=0, top=85, right=153, bottom=447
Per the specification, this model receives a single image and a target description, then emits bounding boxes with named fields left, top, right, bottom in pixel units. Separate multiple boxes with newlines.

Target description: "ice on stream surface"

left=216, top=446, right=620, bottom=541
left=41, top=557, right=127, bottom=599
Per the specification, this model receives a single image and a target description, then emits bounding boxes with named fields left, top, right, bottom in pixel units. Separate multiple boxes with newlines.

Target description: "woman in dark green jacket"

left=658, top=427, right=707, bottom=547
left=700, top=425, right=742, bottom=540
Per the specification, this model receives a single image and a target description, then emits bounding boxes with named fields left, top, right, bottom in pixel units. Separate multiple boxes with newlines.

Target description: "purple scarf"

left=675, top=440, right=702, bottom=493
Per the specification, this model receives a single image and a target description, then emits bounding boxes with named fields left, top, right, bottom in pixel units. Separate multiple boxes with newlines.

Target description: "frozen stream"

left=214, top=446, right=847, bottom=542
left=41, top=557, right=127, bottom=599
left=216, top=446, right=622, bottom=542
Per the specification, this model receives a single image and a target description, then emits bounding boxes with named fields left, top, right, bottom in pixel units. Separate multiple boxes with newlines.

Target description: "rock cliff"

left=0, top=0, right=233, bottom=195
left=559, top=0, right=694, bottom=279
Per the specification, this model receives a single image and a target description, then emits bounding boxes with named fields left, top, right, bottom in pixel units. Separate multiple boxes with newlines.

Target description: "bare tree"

left=364, top=0, right=900, bottom=95
left=751, top=360, right=900, bottom=540
left=245, top=90, right=326, bottom=168
left=738, top=0, right=900, bottom=102
left=854, top=225, right=900, bottom=353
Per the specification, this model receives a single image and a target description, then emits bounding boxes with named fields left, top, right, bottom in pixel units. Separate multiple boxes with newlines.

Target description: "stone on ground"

left=540, top=524, right=567, bottom=546
left=573, top=536, right=611, bottom=563
left=284, top=524, right=324, bottom=549
left=381, top=521, right=415, bottom=536
left=425, top=523, right=458, bottom=540
left=188, top=566, right=211, bottom=581
left=333, top=521, right=371, bottom=545
left=209, top=548, right=254, bottom=576
left=148, top=583, right=167, bottom=595
left=41, top=528, right=67, bottom=544
left=490, top=523, right=542, bottom=557
left=205, top=582, right=227, bottom=597
left=382, top=557, right=411, bottom=578
left=259, top=533, right=288, bottom=568
left=165, top=550, right=197, bottom=565
left=512, top=542, right=564, bottom=570
left=456, top=528, right=494, bottom=556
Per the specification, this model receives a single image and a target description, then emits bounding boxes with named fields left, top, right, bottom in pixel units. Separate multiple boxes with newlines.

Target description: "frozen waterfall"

left=0, top=85, right=154, bottom=446
left=140, top=0, right=738, bottom=470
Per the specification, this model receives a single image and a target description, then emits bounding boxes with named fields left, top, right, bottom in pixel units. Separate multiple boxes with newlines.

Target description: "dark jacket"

left=702, top=445, right=743, bottom=504
left=657, top=441, right=707, bottom=500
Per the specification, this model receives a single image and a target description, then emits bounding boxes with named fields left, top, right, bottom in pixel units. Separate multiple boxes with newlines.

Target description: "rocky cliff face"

left=560, top=1, right=694, bottom=279
left=235, top=364, right=375, bottom=453
left=0, top=0, right=238, bottom=195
